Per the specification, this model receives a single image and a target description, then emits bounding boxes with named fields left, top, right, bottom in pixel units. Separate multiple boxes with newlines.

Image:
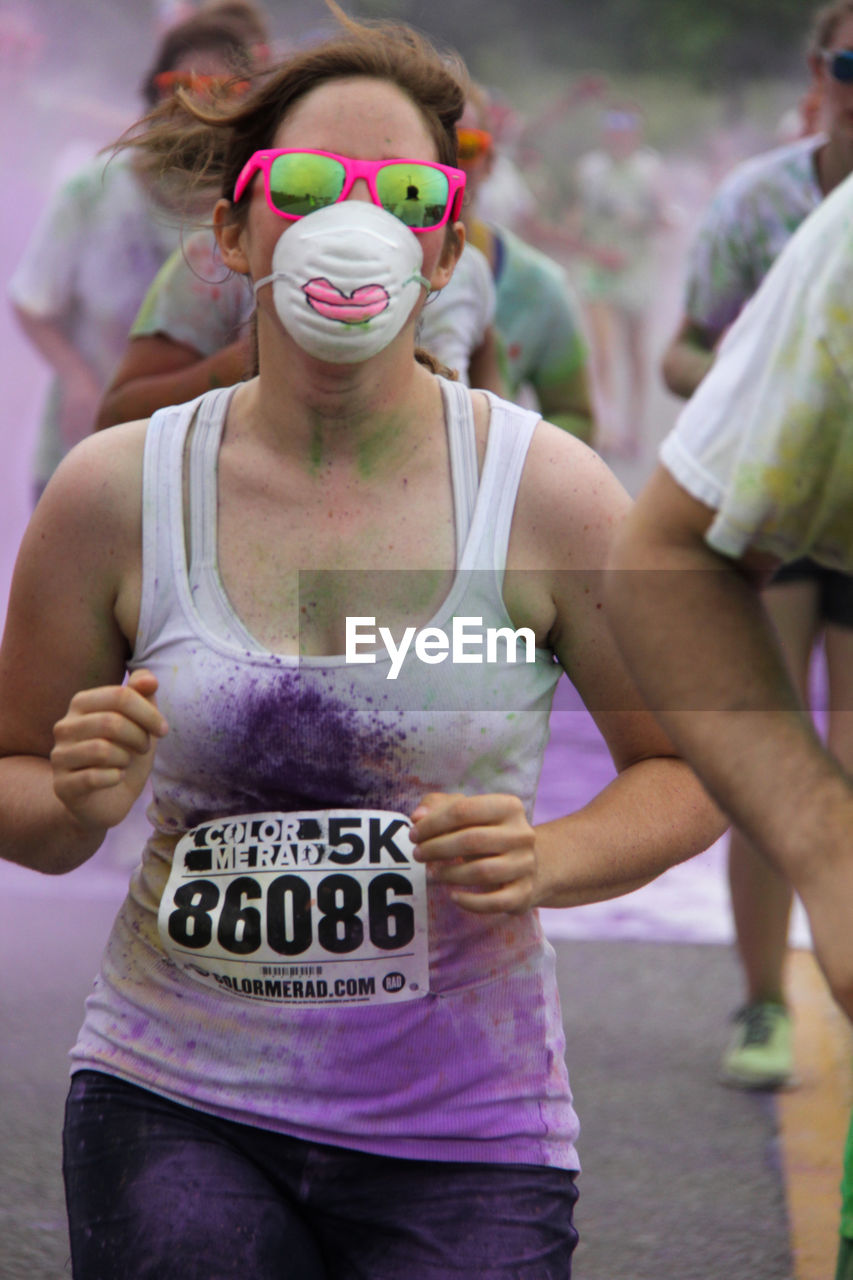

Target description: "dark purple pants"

left=63, top=1070, right=579, bottom=1279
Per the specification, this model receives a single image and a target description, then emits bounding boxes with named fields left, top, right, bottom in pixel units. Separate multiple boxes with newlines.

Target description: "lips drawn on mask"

left=302, top=277, right=391, bottom=325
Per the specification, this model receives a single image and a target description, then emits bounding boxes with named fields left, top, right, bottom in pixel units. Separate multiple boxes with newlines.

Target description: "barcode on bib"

left=261, top=965, right=323, bottom=977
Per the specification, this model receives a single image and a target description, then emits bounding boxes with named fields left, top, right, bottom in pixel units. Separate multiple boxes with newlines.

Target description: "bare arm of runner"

left=410, top=420, right=725, bottom=912
left=660, top=315, right=719, bottom=399
left=0, top=423, right=167, bottom=873
left=95, top=333, right=251, bottom=430
left=605, top=464, right=853, bottom=1018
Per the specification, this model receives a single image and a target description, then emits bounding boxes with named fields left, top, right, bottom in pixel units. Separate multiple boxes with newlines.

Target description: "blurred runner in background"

left=8, top=9, right=257, bottom=503
left=569, top=106, right=668, bottom=455
left=453, top=86, right=595, bottom=443
left=197, top=0, right=272, bottom=64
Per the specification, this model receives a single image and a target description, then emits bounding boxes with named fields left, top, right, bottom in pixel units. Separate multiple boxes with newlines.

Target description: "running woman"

left=0, top=8, right=721, bottom=1277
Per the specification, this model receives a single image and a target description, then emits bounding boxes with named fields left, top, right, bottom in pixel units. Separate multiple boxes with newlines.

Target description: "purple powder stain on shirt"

left=180, top=666, right=411, bottom=826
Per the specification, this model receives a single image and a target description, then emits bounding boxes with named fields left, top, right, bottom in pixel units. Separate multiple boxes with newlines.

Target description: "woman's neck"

left=235, top=326, right=442, bottom=480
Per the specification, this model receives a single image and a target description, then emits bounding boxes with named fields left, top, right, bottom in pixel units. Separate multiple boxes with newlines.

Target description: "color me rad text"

left=156, top=810, right=430, bottom=1007
left=346, top=615, right=537, bottom=680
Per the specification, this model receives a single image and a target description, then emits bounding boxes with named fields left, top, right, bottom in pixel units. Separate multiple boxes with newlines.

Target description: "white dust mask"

left=252, top=201, right=432, bottom=363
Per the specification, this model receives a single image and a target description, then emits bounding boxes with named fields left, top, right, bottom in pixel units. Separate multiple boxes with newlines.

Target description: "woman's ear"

left=214, top=199, right=250, bottom=275
left=430, top=221, right=465, bottom=292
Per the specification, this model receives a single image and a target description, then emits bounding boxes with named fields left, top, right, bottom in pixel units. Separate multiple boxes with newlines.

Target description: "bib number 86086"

left=167, top=871, right=415, bottom=958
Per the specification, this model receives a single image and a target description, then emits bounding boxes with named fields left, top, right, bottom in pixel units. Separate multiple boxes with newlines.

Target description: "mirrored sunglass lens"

left=830, top=51, right=853, bottom=81
left=268, top=153, right=346, bottom=216
left=375, top=163, right=450, bottom=228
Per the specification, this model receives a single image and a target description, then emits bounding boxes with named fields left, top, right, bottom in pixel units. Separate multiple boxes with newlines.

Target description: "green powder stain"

left=355, top=409, right=411, bottom=479
left=357, top=427, right=391, bottom=478
left=309, top=422, right=324, bottom=473
left=304, top=406, right=412, bottom=480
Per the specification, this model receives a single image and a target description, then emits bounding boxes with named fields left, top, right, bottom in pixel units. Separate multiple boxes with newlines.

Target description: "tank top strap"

left=187, top=394, right=222, bottom=579
left=462, top=391, right=541, bottom=575
left=185, top=385, right=256, bottom=647
left=135, top=397, right=198, bottom=657
left=438, top=376, right=479, bottom=562
left=135, top=388, right=236, bottom=658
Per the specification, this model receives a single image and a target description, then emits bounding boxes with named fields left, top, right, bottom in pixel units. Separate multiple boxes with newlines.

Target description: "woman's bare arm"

left=606, top=465, right=853, bottom=1017
left=0, top=423, right=166, bottom=872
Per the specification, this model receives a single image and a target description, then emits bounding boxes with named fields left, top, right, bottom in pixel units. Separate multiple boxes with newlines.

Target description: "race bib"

left=158, top=810, right=429, bottom=1006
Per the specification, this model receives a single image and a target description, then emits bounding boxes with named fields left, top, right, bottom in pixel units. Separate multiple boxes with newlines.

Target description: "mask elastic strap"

left=252, top=272, right=277, bottom=297
left=406, top=271, right=432, bottom=293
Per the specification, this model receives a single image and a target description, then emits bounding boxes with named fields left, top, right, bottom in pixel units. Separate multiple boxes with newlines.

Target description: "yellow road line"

left=779, top=949, right=853, bottom=1280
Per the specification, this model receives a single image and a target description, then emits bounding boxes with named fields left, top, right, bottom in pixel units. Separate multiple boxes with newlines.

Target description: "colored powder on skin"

left=301, top=399, right=413, bottom=481
left=309, top=423, right=324, bottom=473
left=356, top=417, right=403, bottom=479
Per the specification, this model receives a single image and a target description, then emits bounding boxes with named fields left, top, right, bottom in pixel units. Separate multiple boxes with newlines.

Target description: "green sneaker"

left=719, top=1001, right=794, bottom=1090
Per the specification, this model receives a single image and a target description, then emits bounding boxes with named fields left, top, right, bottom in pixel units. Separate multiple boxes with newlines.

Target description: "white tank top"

left=70, top=378, right=579, bottom=1170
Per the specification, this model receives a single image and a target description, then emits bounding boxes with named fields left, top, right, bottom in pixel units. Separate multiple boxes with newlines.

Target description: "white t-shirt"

left=417, top=242, right=496, bottom=384
left=8, top=152, right=183, bottom=484
left=660, top=170, right=853, bottom=571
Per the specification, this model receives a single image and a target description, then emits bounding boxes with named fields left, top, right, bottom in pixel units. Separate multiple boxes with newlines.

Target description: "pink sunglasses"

left=233, top=148, right=466, bottom=232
